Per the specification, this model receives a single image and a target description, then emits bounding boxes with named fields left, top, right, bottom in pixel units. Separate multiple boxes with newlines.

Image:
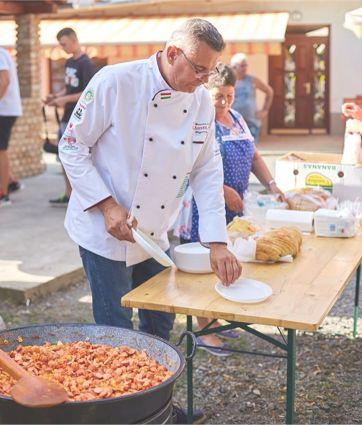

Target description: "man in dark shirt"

left=45, top=27, right=95, bottom=206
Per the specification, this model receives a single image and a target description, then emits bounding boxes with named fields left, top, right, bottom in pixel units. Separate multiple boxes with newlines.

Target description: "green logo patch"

left=83, top=88, right=94, bottom=104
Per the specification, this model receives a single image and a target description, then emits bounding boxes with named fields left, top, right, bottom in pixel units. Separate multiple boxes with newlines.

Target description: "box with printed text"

left=275, top=152, right=362, bottom=200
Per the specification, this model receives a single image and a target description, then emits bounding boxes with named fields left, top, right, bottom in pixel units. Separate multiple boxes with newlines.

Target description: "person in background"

left=177, top=63, right=284, bottom=355
left=0, top=47, right=22, bottom=207
left=44, top=27, right=95, bottom=207
left=342, top=102, right=362, bottom=120
left=230, top=53, right=274, bottom=142
left=8, top=167, right=22, bottom=193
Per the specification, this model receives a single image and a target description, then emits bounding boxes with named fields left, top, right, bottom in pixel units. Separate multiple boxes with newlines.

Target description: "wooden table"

left=122, top=233, right=362, bottom=423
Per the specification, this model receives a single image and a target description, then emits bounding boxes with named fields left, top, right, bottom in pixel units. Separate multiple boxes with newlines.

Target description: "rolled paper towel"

left=266, top=209, right=314, bottom=233
left=341, top=132, right=361, bottom=165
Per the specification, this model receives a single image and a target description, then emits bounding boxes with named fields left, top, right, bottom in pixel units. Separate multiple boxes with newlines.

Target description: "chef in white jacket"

left=59, top=19, right=241, bottom=341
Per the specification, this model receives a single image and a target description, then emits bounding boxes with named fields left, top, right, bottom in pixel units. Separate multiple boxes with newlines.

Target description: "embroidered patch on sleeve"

left=82, top=88, right=95, bottom=104
left=72, top=104, right=86, bottom=123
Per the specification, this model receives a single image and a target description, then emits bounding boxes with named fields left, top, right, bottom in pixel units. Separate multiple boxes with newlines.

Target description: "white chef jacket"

left=59, top=53, right=227, bottom=266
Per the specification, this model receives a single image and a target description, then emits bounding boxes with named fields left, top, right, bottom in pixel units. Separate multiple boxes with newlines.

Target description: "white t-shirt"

left=0, top=48, right=22, bottom=116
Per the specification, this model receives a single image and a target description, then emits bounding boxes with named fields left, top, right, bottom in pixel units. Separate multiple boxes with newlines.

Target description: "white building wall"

left=237, top=0, right=362, bottom=134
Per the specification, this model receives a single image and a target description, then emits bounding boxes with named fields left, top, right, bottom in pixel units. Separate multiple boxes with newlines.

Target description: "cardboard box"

left=275, top=152, right=362, bottom=200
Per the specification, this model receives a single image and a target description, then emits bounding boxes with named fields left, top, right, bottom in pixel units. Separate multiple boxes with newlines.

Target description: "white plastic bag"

left=230, top=237, right=293, bottom=263
left=285, top=187, right=338, bottom=212
left=341, top=119, right=362, bottom=165
left=243, top=191, right=288, bottom=221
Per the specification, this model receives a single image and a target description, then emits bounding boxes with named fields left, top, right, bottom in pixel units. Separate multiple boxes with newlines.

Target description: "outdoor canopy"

left=1, top=12, right=289, bottom=57
left=344, top=7, right=362, bottom=39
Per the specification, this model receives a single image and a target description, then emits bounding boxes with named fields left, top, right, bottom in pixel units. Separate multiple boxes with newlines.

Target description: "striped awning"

left=1, top=12, right=289, bottom=57
left=344, top=8, right=362, bottom=38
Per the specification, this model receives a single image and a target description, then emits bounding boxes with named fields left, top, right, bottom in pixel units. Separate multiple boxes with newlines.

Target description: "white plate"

left=173, top=242, right=213, bottom=274
left=132, top=228, right=175, bottom=268
left=176, top=266, right=213, bottom=274
left=215, top=278, right=272, bottom=304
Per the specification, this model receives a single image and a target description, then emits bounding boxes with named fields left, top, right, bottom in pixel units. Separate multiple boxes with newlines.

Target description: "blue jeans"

left=79, top=246, right=175, bottom=340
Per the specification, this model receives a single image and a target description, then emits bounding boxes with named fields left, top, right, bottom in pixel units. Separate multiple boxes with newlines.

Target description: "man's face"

left=232, top=60, right=248, bottom=79
left=58, top=35, right=77, bottom=55
left=167, top=41, right=221, bottom=93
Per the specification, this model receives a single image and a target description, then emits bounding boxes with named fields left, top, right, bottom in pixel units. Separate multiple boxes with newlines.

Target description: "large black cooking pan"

left=0, top=323, right=196, bottom=424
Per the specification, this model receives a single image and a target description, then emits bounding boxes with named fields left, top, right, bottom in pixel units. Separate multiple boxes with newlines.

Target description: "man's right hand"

left=97, top=197, right=137, bottom=242
left=224, top=185, right=243, bottom=213
left=209, top=243, right=242, bottom=286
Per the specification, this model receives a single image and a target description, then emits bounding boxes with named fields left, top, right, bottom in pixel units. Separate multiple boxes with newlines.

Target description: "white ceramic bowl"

left=173, top=242, right=212, bottom=274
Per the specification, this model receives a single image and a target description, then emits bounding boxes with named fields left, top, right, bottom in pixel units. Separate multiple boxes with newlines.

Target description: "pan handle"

left=175, top=331, right=197, bottom=360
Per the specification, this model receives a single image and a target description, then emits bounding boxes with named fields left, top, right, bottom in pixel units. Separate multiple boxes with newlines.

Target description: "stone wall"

left=9, top=98, right=43, bottom=178
left=8, top=15, right=44, bottom=179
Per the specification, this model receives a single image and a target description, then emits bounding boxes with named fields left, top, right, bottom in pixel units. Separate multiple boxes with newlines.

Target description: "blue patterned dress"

left=189, top=109, right=255, bottom=242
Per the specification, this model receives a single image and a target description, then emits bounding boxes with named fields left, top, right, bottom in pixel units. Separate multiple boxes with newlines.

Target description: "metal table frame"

left=185, top=264, right=360, bottom=424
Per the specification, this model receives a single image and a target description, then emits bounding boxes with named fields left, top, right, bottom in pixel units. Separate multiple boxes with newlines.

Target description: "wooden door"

left=269, top=34, right=329, bottom=134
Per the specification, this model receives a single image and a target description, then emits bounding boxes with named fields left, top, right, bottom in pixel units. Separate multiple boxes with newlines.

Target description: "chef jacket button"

left=180, top=140, right=185, bottom=145
left=144, top=173, right=148, bottom=177
left=161, top=205, right=165, bottom=209
left=183, top=109, right=187, bottom=114
left=149, top=137, right=154, bottom=142
left=154, top=103, right=158, bottom=108
left=173, top=175, right=177, bottom=179
left=150, top=232, right=154, bottom=236
left=136, top=205, right=140, bottom=209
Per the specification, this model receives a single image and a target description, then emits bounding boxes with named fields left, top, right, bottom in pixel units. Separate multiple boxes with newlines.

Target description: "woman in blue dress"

left=177, top=64, right=284, bottom=355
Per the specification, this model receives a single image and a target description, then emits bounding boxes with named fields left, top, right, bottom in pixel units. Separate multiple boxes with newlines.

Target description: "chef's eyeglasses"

left=178, top=49, right=219, bottom=77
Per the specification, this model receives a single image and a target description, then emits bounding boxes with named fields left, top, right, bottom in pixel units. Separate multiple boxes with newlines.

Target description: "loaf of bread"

left=255, top=227, right=302, bottom=262
left=286, top=187, right=335, bottom=212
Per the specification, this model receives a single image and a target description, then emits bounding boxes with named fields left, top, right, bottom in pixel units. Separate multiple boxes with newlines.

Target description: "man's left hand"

left=209, top=243, right=242, bottom=286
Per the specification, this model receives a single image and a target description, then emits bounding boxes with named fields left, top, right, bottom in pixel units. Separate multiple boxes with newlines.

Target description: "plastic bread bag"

left=285, top=187, right=338, bottom=212
left=230, top=236, right=293, bottom=264
left=226, top=216, right=263, bottom=243
left=337, top=199, right=362, bottom=227
left=229, top=226, right=302, bottom=263
left=243, top=191, right=288, bottom=221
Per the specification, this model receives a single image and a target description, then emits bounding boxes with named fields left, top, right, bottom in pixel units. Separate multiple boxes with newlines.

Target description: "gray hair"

left=206, top=63, right=236, bottom=89
left=168, top=18, right=225, bottom=52
left=230, top=52, right=248, bottom=65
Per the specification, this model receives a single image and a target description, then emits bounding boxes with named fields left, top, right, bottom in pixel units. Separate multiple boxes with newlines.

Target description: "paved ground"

left=258, top=134, right=343, bottom=154
left=0, top=153, right=83, bottom=303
